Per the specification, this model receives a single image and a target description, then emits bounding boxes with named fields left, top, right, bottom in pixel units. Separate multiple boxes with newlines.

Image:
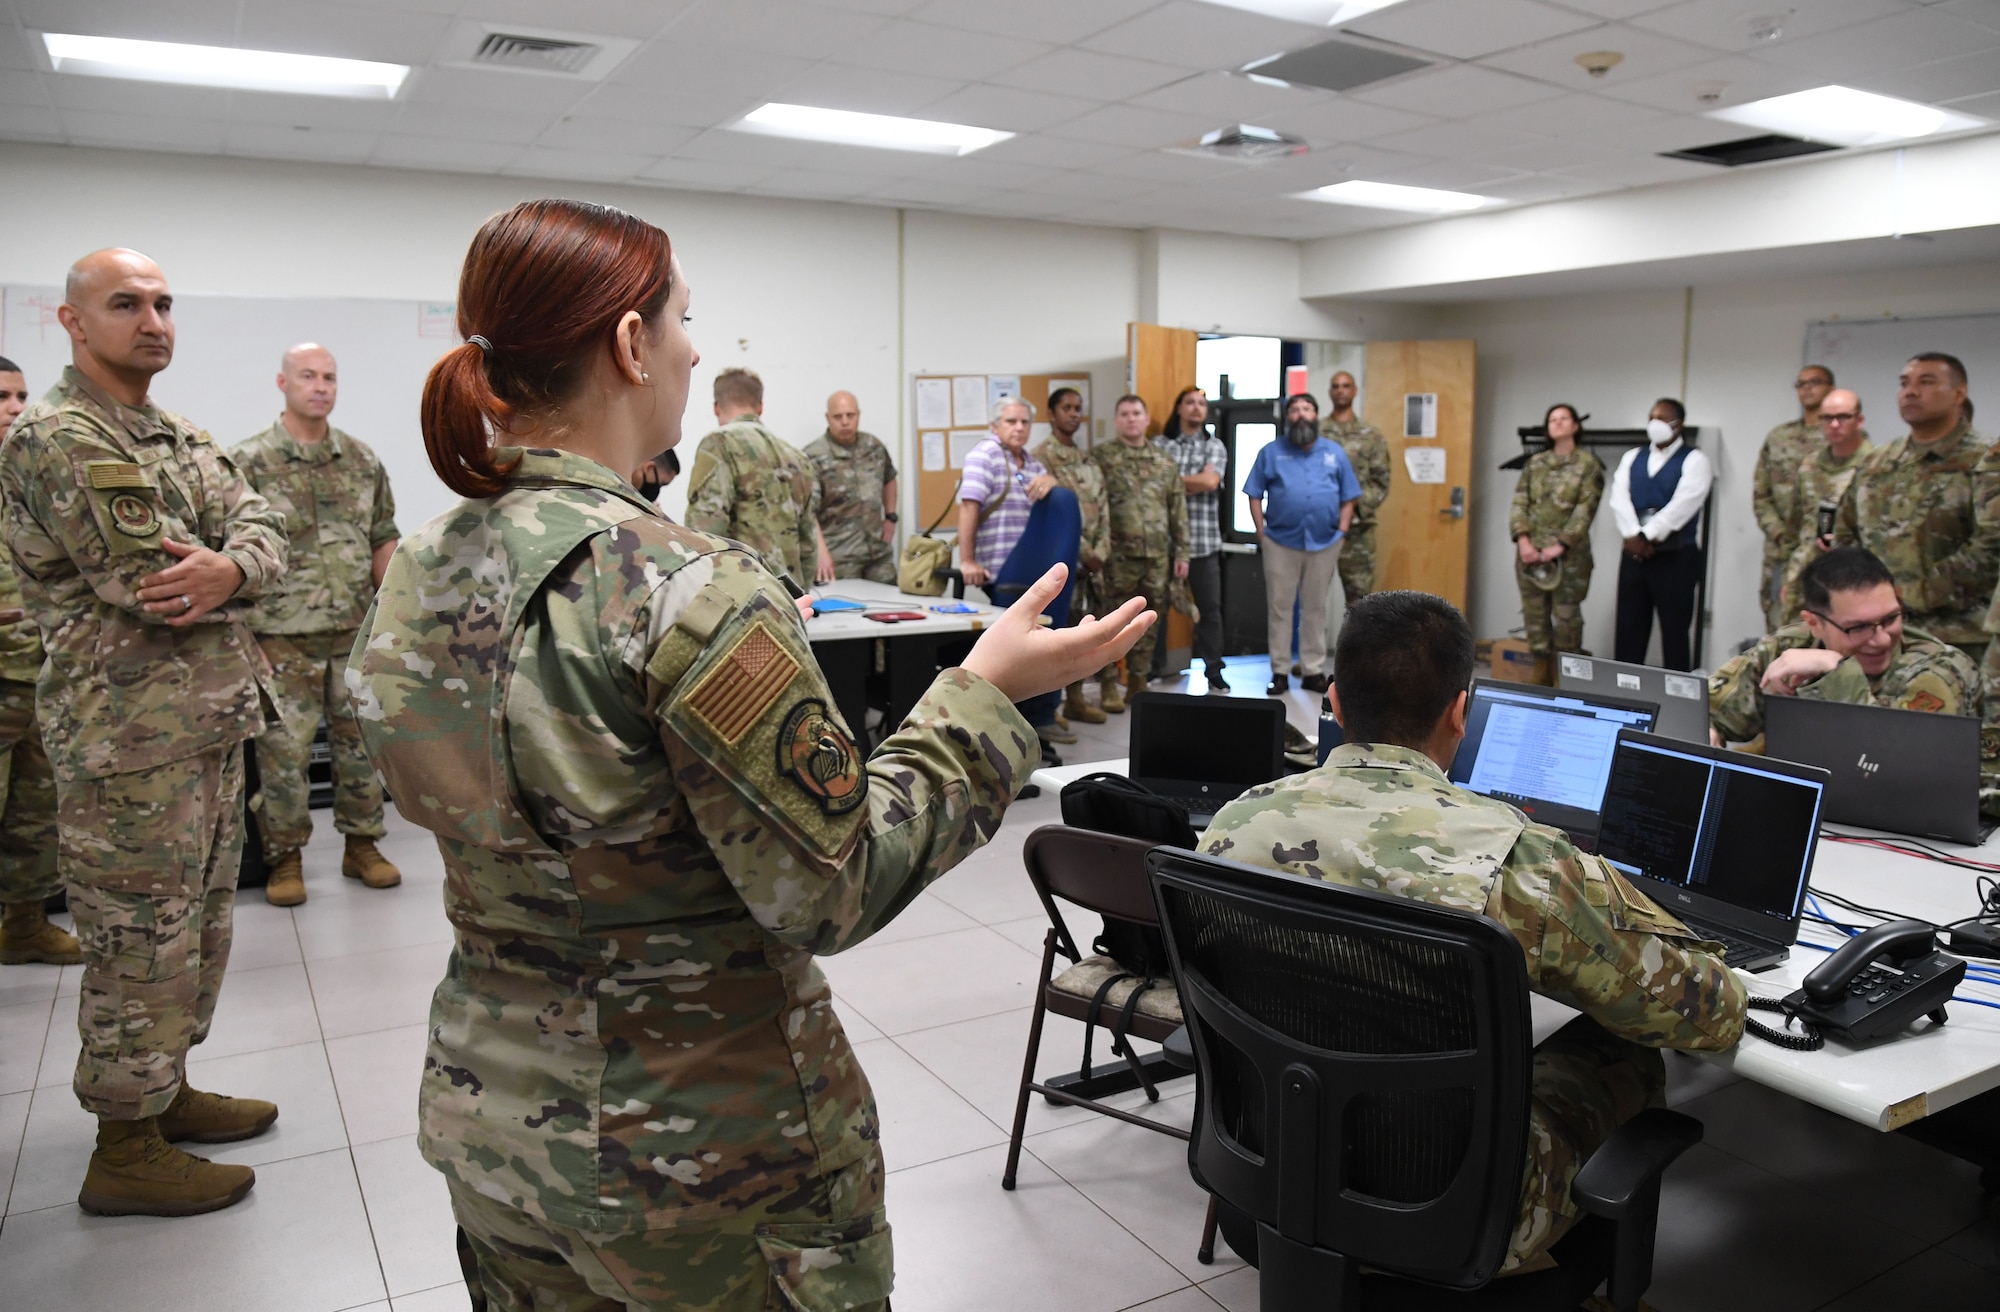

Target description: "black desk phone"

left=1783, top=920, right=1967, bottom=1043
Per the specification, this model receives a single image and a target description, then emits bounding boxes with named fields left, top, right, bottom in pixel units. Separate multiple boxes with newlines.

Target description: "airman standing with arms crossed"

left=806, top=390, right=897, bottom=584
left=685, top=366, right=820, bottom=584
left=0, top=249, right=289, bottom=1216
left=230, top=344, right=401, bottom=907
left=1754, top=365, right=1834, bottom=629
left=1320, top=370, right=1390, bottom=604
left=1093, top=395, right=1188, bottom=713
left=0, top=356, right=76, bottom=967
left=1033, top=387, right=1110, bottom=732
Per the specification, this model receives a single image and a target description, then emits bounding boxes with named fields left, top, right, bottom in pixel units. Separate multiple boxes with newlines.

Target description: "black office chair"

left=1146, top=847, right=1703, bottom=1312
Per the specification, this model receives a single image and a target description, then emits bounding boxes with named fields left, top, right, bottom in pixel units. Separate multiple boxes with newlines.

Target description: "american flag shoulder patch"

left=684, top=619, right=801, bottom=745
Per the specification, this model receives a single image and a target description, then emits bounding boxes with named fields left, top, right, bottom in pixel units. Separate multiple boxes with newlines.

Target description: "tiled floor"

left=1, top=654, right=1995, bottom=1310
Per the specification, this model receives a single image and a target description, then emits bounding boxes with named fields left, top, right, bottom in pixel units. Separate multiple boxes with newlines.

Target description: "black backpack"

left=1057, top=772, right=1194, bottom=978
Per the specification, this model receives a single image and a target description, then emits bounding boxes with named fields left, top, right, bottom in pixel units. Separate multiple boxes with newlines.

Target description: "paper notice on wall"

left=1048, top=377, right=1090, bottom=417
left=1403, top=392, right=1438, bottom=438
left=987, top=374, right=1021, bottom=413
left=419, top=302, right=457, bottom=340
left=915, top=377, right=952, bottom=429
left=952, top=375, right=988, bottom=427
left=948, top=430, right=985, bottom=468
left=921, top=431, right=947, bottom=472
left=1404, top=446, right=1446, bottom=484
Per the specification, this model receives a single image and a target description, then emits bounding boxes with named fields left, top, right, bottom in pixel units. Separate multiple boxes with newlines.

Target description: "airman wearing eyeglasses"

left=1708, top=546, right=1975, bottom=746
left=1775, top=389, right=1873, bottom=619
left=1752, top=365, right=1834, bottom=629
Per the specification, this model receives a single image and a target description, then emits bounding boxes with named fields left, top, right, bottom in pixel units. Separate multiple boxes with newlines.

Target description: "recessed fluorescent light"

left=1707, top=85, right=1986, bottom=148
left=1298, top=180, right=1491, bottom=213
left=1197, top=1, right=1412, bottom=23
left=731, top=103, right=1011, bottom=156
left=41, top=32, right=407, bottom=99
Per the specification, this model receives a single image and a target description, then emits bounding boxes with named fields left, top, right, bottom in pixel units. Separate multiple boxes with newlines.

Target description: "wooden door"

left=1363, top=340, right=1476, bottom=607
left=1126, top=323, right=1200, bottom=665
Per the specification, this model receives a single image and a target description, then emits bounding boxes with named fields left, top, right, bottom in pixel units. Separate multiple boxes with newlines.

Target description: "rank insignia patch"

left=108, top=493, right=161, bottom=537
left=777, top=699, right=866, bottom=815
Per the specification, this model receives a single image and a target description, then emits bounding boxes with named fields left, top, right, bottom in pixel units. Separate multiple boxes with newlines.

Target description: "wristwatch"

left=883, top=512, right=899, bottom=523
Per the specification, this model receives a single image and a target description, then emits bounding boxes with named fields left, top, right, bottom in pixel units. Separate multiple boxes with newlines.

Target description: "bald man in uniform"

left=231, top=344, right=401, bottom=907
left=0, top=249, right=289, bottom=1216
left=805, top=390, right=897, bottom=583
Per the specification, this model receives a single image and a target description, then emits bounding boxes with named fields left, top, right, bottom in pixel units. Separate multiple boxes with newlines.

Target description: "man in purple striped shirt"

left=957, top=397, right=1054, bottom=587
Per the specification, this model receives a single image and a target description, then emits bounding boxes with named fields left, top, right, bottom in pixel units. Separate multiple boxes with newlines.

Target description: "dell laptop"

left=1763, top=696, right=1986, bottom=845
left=1596, top=730, right=1828, bottom=971
left=1557, top=654, right=1711, bottom=744
left=1129, top=691, right=1287, bottom=828
left=1447, top=679, right=1659, bottom=850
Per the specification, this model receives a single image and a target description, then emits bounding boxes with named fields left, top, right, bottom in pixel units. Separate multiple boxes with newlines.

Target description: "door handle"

left=1440, top=486, right=1465, bottom=520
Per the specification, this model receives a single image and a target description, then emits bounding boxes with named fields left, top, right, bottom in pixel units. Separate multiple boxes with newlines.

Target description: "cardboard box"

left=1487, top=637, right=1547, bottom=686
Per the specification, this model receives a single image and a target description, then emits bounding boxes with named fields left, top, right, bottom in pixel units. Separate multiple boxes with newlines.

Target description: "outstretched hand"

left=960, top=564, right=1155, bottom=705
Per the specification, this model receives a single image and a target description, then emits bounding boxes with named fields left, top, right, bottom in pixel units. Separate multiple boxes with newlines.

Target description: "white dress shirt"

left=1610, top=438, right=1713, bottom=541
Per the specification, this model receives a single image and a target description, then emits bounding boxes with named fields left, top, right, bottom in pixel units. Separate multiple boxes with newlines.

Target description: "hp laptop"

left=1764, top=696, right=1986, bottom=845
left=1129, top=692, right=1286, bottom=827
left=1597, top=730, right=1828, bottom=971
left=1447, top=680, right=1659, bottom=850
left=1557, top=654, right=1711, bottom=744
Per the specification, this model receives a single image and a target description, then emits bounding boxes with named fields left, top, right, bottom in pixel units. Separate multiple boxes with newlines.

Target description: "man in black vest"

left=1610, top=398, right=1712, bottom=670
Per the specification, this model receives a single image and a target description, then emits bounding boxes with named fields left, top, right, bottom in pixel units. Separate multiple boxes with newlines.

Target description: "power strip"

left=1947, top=921, right=2000, bottom=959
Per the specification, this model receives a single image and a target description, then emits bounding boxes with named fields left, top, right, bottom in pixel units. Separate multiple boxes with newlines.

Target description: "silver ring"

left=181, top=594, right=193, bottom=610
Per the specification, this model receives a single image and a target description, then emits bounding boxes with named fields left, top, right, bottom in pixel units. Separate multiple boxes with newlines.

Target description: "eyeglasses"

left=1819, top=411, right=1861, bottom=423
left=1805, top=608, right=1902, bottom=639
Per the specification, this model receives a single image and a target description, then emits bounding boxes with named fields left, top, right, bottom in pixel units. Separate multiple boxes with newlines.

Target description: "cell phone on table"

left=865, top=611, right=928, bottom=623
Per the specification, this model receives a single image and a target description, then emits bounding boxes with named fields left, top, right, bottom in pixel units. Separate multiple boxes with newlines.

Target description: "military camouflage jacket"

left=1033, top=436, right=1110, bottom=567
left=1093, top=438, right=1188, bottom=563
left=0, top=367, right=285, bottom=781
left=1834, top=420, right=1997, bottom=644
left=349, top=447, right=1033, bottom=1237
left=1201, top=743, right=1746, bottom=1058
left=685, top=416, right=820, bottom=584
left=230, top=420, right=398, bottom=636
left=1753, top=418, right=1822, bottom=566
left=0, top=553, right=44, bottom=684
left=1707, top=622, right=1976, bottom=744
left=1508, top=447, right=1604, bottom=556
left=803, top=430, right=895, bottom=575
left=1321, top=416, right=1390, bottom=528
left=1776, top=439, right=1874, bottom=618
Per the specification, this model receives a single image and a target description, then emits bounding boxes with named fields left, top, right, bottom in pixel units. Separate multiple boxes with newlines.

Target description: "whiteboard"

left=1803, top=313, right=2000, bottom=433
left=2, top=285, right=465, bottom=534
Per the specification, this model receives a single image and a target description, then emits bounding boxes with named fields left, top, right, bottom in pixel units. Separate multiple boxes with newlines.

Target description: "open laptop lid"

left=1763, top=695, right=1982, bottom=845
left=1597, top=730, right=1828, bottom=946
left=1447, top=679, right=1659, bottom=844
left=1556, top=654, right=1711, bottom=744
left=1129, top=692, right=1286, bottom=809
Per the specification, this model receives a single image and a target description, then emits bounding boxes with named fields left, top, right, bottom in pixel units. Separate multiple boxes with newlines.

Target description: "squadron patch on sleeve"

left=777, top=699, right=867, bottom=815
left=107, top=493, right=162, bottom=538
left=1903, top=689, right=1945, bottom=714
left=684, top=619, right=800, bottom=746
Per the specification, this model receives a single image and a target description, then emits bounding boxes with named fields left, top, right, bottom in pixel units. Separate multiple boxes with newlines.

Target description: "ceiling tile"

left=576, top=81, right=767, bottom=130
left=386, top=100, right=552, bottom=146
left=452, top=0, right=699, bottom=41
left=370, top=134, right=523, bottom=172
left=1046, top=102, right=1227, bottom=148
left=1482, top=135, right=1623, bottom=172
left=0, top=23, right=45, bottom=71
left=829, top=20, right=1052, bottom=81
left=1474, top=171, right=1604, bottom=203
left=1478, top=22, right=1724, bottom=88
left=1350, top=63, right=1567, bottom=117
left=609, top=43, right=816, bottom=98
left=902, top=155, right=1050, bottom=190
left=223, top=122, right=383, bottom=163
left=975, top=133, right=1142, bottom=169
left=1249, top=96, right=1438, bottom=144
left=955, top=189, right=1089, bottom=219
left=1079, top=1, right=1328, bottom=69
left=221, top=93, right=401, bottom=132
left=0, top=103, right=63, bottom=141
left=1943, top=88, right=2000, bottom=118
left=1018, top=167, right=1165, bottom=200
left=1937, top=0, right=2000, bottom=35
left=1373, top=158, right=1535, bottom=190
left=915, top=84, right=1100, bottom=133
left=1125, top=71, right=1331, bottom=122
left=60, top=109, right=228, bottom=153
left=1545, top=151, right=1722, bottom=188
left=1750, top=9, right=2000, bottom=79
left=1371, top=118, right=1553, bottom=159
left=401, top=64, right=596, bottom=115
left=1482, top=90, right=1668, bottom=138
left=1342, top=0, right=1605, bottom=61
left=672, top=127, right=937, bottom=178
left=654, top=0, right=893, bottom=61
left=991, top=47, right=1197, bottom=100
left=234, top=1, right=455, bottom=65
left=535, top=115, right=700, bottom=156
left=1629, top=0, right=1905, bottom=54
left=634, top=155, right=782, bottom=189
left=741, top=167, right=884, bottom=199
left=1098, top=148, right=1292, bottom=186
left=1588, top=53, right=1819, bottom=113
left=857, top=176, right=1006, bottom=207
left=17, top=0, right=239, bottom=45
left=799, top=0, right=932, bottom=15
left=502, top=146, right=657, bottom=182
left=47, top=75, right=230, bottom=119
left=908, top=0, right=1156, bottom=46
left=1, top=70, right=51, bottom=106
left=1539, top=0, right=1680, bottom=17
left=767, top=63, right=968, bottom=116
left=1842, top=45, right=2000, bottom=107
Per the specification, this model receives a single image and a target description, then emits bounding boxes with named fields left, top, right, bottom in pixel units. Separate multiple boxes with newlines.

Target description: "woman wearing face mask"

left=1243, top=392, right=1362, bottom=695
left=1510, top=404, right=1604, bottom=675
left=350, top=199, right=1154, bottom=1310
left=1608, top=397, right=1712, bottom=671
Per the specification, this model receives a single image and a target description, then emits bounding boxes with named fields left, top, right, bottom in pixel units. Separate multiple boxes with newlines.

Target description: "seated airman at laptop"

left=1709, top=546, right=1976, bottom=746
left=1200, top=590, right=1744, bottom=1276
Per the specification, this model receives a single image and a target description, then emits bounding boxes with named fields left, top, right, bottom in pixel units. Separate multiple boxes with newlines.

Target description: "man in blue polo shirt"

left=1245, top=393, right=1362, bottom=696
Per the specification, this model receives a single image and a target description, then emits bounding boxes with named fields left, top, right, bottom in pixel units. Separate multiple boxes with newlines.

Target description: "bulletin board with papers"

left=910, top=371, right=1095, bottom=528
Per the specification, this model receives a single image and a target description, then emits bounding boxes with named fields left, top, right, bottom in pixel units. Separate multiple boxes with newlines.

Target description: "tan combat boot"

left=342, top=836, right=402, bottom=889
left=1099, top=676, right=1127, bottom=715
left=1065, top=682, right=1107, bottom=725
left=78, top=1117, right=256, bottom=1217
left=263, top=850, right=306, bottom=906
left=1125, top=670, right=1148, bottom=705
left=158, top=1081, right=279, bottom=1143
left=0, top=900, right=83, bottom=965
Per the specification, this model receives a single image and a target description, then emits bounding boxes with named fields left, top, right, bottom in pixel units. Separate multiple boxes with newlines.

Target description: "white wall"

left=1444, top=261, right=2000, bottom=663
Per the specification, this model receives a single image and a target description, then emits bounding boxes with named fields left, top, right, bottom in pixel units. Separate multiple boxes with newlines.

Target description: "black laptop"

left=1596, top=730, right=1829, bottom=971
left=1446, top=679, right=1660, bottom=850
left=1129, top=692, right=1286, bottom=827
left=1763, top=696, right=1986, bottom=845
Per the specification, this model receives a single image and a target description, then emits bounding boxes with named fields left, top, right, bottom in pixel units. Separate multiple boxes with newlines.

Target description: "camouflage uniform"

left=0, top=366, right=286, bottom=1119
left=1833, top=419, right=1997, bottom=660
left=1200, top=742, right=1744, bottom=1274
left=685, top=417, right=820, bottom=584
left=1775, top=438, right=1875, bottom=621
left=1093, top=439, right=1188, bottom=683
left=1508, top=447, right=1605, bottom=658
left=803, top=429, right=895, bottom=584
left=348, top=447, right=1034, bottom=1309
left=0, top=554, right=56, bottom=905
left=231, top=420, right=399, bottom=860
left=1033, top=434, right=1110, bottom=621
left=1753, top=419, right=1822, bottom=630
left=1707, top=622, right=1975, bottom=745
left=1322, top=416, right=1389, bottom=602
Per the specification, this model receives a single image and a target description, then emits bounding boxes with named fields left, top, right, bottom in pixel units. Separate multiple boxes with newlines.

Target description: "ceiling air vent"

left=1242, top=38, right=1429, bottom=94
left=471, top=32, right=601, bottom=75
left=1168, top=124, right=1309, bottom=162
left=1661, top=134, right=1838, bottom=167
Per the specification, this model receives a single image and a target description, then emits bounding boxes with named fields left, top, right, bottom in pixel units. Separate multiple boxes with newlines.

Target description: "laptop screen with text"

left=1447, top=681, right=1658, bottom=839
